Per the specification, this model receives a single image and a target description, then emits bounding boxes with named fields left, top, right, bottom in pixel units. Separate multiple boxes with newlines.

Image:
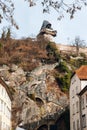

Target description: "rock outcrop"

left=0, top=63, right=69, bottom=129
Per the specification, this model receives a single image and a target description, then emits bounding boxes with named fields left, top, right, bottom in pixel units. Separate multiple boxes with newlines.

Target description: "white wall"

left=70, top=73, right=87, bottom=130
left=81, top=80, right=87, bottom=90
left=16, top=126, right=25, bottom=130
left=0, top=83, right=11, bottom=130
left=70, top=74, right=81, bottom=130
left=81, top=91, right=87, bottom=130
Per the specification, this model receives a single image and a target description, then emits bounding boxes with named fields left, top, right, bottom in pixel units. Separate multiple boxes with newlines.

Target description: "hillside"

left=0, top=36, right=87, bottom=129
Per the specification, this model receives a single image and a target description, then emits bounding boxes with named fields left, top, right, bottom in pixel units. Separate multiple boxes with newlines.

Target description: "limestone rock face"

left=0, top=63, right=69, bottom=129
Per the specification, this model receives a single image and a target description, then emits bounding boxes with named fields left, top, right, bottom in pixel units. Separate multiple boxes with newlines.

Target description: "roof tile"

left=76, top=65, right=87, bottom=79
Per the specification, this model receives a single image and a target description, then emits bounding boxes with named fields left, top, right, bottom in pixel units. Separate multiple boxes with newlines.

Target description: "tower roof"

left=39, top=20, right=57, bottom=37
left=41, top=20, right=52, bottom=30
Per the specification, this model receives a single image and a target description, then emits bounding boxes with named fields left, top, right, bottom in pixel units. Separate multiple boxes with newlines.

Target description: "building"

left=37, top=20, right=57, bottom=42
left=70, top=65, right=87, bottom=130
left=0, top=77, right=12, bottom=130
left=78, top=86, right=87, bottom=130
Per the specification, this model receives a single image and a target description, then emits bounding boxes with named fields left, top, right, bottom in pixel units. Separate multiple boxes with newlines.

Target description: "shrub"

left=80, top=52, right=86, bottom=58
left=46, top=42, right=60, bottom=62
left=57, top=61, right=69, bottom=73
left=54, top=66, right=71, bottom=92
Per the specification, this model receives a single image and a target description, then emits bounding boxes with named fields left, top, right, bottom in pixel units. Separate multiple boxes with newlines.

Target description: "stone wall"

left=56, top=44, right=87, bottom=55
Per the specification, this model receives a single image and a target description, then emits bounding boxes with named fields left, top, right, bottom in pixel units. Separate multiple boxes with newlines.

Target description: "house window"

left=73, top=104, right=75, bottom=115
left=82, top=114, right=86, bottom=128
left=72, top=90, right=74, bottom=98
left=77, top=119, right=80, bottom=130
left=81, top=97, right=85, bottom=109
left=73, top=121, right=76, bottom=130
left=76, top=101, right=79, bottom=112
left=76, top=86, right=78, bottom=94
left=86, top=94, right=87, bottom=106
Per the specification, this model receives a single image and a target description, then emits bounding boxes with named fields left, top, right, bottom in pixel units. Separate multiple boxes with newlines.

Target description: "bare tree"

left=1, top=26, right=13, bottom=40
left=25, top=0, right=36, bottom=6
left=1, top=28, right=6, bottom=40
left=28, top=0, right=87, bottom=20
left=0, top=0, right=87, bottom=27
left=0, top=0, right=18, bottom=29
left=72, top=36, right=86, bottom=56
left=6, top=27, right=12, bottom=40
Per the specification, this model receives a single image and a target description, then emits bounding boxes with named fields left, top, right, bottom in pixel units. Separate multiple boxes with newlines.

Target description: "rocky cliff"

left=0, top=36, right=87, bottom=130
left=0, top=63, right=68, bottom=129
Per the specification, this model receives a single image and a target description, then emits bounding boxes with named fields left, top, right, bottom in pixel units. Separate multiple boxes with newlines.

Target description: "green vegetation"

left=58, top=73, right=71, bottom=92
left=54, top=61, right=71, bottom=92
left=80, top=53, right=86, bottom=58
left=70, top=58, right=87, bottom=68
left=58, top=61, right=69, bottom=73
left=54, top=50, right=87, bottom=92
left=46, top=42, right=60, bottom=62
left=0, top=36, right=87, bottom=92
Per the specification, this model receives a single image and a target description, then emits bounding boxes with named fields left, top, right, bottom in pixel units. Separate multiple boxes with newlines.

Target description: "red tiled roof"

left=75, top=65, right=87, bottom=79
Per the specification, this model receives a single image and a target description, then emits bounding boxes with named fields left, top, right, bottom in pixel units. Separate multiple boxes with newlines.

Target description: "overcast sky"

left=0, top=0, right=87, bottom=45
